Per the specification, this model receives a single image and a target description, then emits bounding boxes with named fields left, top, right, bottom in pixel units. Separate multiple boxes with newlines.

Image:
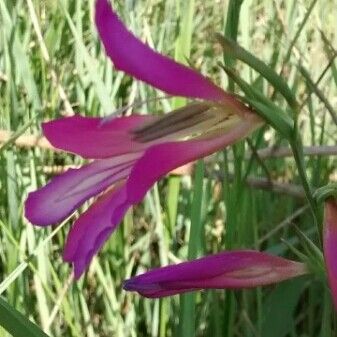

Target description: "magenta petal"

left=123, top=250, right=307, bottom=298
left=323, top=199, right=337, bottom=311
left=63, top=184, right=130, bottom=279
left=43, top=115, right=155, bottom=159
left=127, top=115, right=260, bottom=203
left=25, top=154, right=137, bottom=226
left=95, top=0, right=231, bottom=103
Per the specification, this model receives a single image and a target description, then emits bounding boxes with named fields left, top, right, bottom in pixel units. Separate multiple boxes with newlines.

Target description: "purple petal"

left=43, top=115, right=155, bottom=159
left=127, top=114, right=260, bottom=203
left=323, top=199, right=337, bottom=311
left=25, top=154, right=138, bottom=225
left=124, top=250, right=308, bottom=298
left=95, top=0, right=238, bottom=104
left=63, top=184, right=130, bottom=279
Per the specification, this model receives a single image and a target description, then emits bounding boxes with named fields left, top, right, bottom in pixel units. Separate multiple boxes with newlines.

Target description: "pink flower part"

left=127, top=113, right=259, bottom=203
left=95, top=0, right=227, bottom=103
left=25, top=107, right=260, bottom=277
left=123, top=250, right=308, bottom=298
left=24, top=0, right=263, bottom=278
left=43, top=115, right=156, bottom=159
left=323, top=199, right=337, bottom=311
left=63, top=184, right=130, bottom=278
left=25, top=153, right=139, bottom=225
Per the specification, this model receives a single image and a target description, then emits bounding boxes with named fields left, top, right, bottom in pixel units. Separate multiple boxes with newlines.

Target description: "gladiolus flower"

left=123, top=250, right=308, bottom=298
left=323, top=198, right=337, bottom=310
left=25, top=0, right=262, bottom=278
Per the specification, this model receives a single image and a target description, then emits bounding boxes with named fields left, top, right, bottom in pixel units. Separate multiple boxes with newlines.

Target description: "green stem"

left=290, top=136, right=319, bottom=233
left=178, top=160, right=205, bottom=337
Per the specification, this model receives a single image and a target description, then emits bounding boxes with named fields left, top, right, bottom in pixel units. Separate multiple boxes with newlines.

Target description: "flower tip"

left=62, top=246, right=83, bottom=280
left=122, top=279, right=150, bottom=292
left=95, top=0, right=109, bottom=14
left=24, top=193, right=33, bottom=222
left=73, top=264, right=85, bottom=280
left=24, top=192, right=48, bottom=227
left=122, top=279, right=133, bottom=291
left=123, top=278, right=162, bottom=297
left=41, top=120, right=57, bottom=144
left=95, top=0, right=116, bottom=30
left=62, top=249, right=73, bottom=263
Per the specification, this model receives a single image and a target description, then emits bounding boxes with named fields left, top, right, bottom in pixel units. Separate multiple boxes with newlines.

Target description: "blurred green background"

left=0, top=0, right=336, bottom=336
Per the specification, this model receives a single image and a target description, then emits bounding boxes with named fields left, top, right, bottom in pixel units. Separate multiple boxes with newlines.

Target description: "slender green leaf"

left=0, top=297, right=49, bottom=337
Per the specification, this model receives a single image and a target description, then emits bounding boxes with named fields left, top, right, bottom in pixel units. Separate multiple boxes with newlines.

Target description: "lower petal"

left=63, top=184, right=130, bottom=279
left=123, top=250, right=308, bottom=298
left=25, top=154, right=137, bottom=226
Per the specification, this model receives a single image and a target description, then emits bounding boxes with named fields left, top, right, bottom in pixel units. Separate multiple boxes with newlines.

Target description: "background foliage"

left=0, top=0, right=336, bottom=336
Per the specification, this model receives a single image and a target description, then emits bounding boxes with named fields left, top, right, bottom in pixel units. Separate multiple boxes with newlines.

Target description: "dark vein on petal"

left=57, top=161, right=135, bottom=202
left=134, top=113, right=210, bottom=142
left=132, top=103, right=210, bottom=142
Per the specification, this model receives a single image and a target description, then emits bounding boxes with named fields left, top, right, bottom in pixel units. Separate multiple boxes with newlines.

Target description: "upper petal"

left=25, top=154, right=138, bottom=225
left=63, top=184, right=130, bottom=279
left=127, top=114, right=260, bottom=203
left=323, top=199, right=337, bottom=311
left=123, top=250, right=307, bottom=298
left=95, top=0, right=230, bottom=102
left=43, top=115, right=154, bottom=159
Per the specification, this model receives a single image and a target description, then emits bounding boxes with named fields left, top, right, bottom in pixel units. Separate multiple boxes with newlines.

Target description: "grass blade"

left=0, top=296, right=49, bottom=337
